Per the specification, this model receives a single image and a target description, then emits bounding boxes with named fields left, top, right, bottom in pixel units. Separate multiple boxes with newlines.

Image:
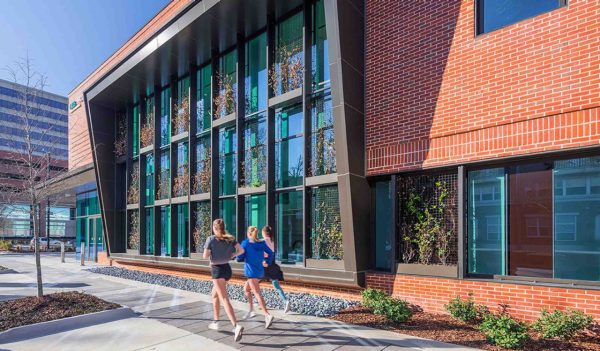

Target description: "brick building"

left=71, top=0, right=600, bottom=321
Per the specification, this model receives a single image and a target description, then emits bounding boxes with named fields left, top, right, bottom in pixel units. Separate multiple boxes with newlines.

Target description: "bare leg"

left=244, top=280, right=254, bottom=312
left=248, top=279, right=270, bottom=316
left=211, top=284, right=220, bottom=321
left=214, top=279, right=238, bottom=326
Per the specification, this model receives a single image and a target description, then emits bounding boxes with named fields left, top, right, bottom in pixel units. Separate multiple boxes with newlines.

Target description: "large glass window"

left=309, top=92, right=335, bottom=176
left=132, top=104, right=140, bottom=156
left=477, top=0, right=565, bottom=34
left=48, top=207, right=73, bottom=237
left=219, top=198, right=237, bottom=239
left=310, top=185, right=342, bottom=260
left=242, top=113, right=266, bottom=188
left=145, top=153, right=154, bottom=205
left=273, top=11, right=304, bottom=95
left=276, top=190, right=303, bottom=264
left=468, top=168, right=506, bottom=275
left=141, top=96, right=155, bottom=148
left=194, top=136, right=211, bottom=194
left=219, top=126, right=237, bottom=196
left=275, top=104, right=304, bottom=188
left=193, top=201, right=211, bottom=253
left=553, top=157, right=600, bottom=281
left=145, top=208, right=154, bottom=255
left=160, top=87, right=171, bottom=146
left=467, top=156, right=600, bottom=282
left=158, top=150, right=170, bottom=200
left=244, top=194, right=266, bottom=231
left=160, top=205, right=170, bottom=256
left=311, top=0, right=329, bottom=89
left=173, top=142, right=189, bottom=197
left=176, top=204, right=189, bottom=257
left=197, top=64, right=212, bottom=132
left=174, top=76, right=190, bottom=135
left=216, top=50, right=237, bottom=119
left=374, top=180, right=393, bottom=271
left=245, top=33, right=267, bottom=115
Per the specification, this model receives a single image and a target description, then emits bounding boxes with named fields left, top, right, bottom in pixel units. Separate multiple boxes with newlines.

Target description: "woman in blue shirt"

left=236, top=226, right=275, bottom=328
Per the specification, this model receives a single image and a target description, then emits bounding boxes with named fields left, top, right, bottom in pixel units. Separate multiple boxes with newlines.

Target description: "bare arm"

left=203, top=248, right=210, bottom=260
left=232, top=242, right=244, bottom=259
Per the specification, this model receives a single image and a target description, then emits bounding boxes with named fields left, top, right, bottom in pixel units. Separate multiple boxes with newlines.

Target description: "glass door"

left=86, top=216, right=103, bottom=262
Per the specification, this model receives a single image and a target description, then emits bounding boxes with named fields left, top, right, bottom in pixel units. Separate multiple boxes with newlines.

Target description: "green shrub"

left=532, top=308, right=593, bottom=340
left=444, top=293, right=480, bottom=322
left=361, top=288, right=413, bottom=323
left=0, top=240, right=11, bottom=251
left=479, top=312, right=530, bottom=349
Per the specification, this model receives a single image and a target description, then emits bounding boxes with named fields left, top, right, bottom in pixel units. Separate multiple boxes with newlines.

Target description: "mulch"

left=0, top=291, right=121, bottom=332
left=330, top=306, right=600, bottom=350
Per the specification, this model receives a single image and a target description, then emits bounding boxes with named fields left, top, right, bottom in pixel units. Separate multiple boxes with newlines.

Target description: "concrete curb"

left=0, top=307, right=137, bottom=344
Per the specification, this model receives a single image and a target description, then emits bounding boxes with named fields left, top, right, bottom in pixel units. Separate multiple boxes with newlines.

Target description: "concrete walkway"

left=0, top=253, right=478, bottom=351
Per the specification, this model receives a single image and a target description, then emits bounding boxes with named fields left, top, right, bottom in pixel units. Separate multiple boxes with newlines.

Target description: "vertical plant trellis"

left=127, top=163, right=139, bottom=205
left=309, top=93, right=336, bottom=177
left=397, top=172, right=458, bottom=266
left=311, top=185, right=343, bottom=260
left=172, top=164, right=189, bottom=197
left=128, top=210, right=140, bottom=250
left=194, top=146, right=211, bottom=194
left=193, top=202, right=211, bottom=253
left=173, top=94, right=190, bottom=135
left=140, top=109, right=154, bottom=148
left=114, top=117, right=127, bottom=157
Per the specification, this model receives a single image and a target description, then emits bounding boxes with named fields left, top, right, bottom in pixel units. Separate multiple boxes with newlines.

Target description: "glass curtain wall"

left=309, top=93, right=335, bottom=176
left=312, top=0, right=329, bottom=89
left=145, top=208, right=154, bottom=255
left=276, top=190, right=303, bottom=264
left=216, top=50, right=237, bottom=119
left=158, top=150, right=170, bottom=200
left=243, top=113, right=267, bottom=187
left=174, top=142, right=189, bottom=197
left=145, top=153, right=154, bottom=205
left=160, top=205, right=171, bottom=256
left=75, top=191, right=99, bottom=255
left=310, top=185, right=342, bottom=260
left=274, top=11, right=304, bottom=95
left=132, top=104, right=140, bottom=156
left=275, top=104, right=304, bottom=188
left=245, top=33, right=267, bottom=115
left=160, top=87, right=171, bottom=146
left=197, top=64, right=212, bottom=132
left=374, top=180, right=393, bottom=271
left=219, top=126, right=237, bottom=196
left=244, top=194, right=266, bottom=231
left=219, top=198, right=237, bottom=239
left=176, top=204, right=189, bottom=257
left=195, top=136, right=211, bottom=194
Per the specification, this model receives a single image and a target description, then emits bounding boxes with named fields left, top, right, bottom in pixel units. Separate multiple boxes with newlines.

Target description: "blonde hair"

left=213, top=219, right=235, bottom=242
left=247, top=226, right=260, bottom=241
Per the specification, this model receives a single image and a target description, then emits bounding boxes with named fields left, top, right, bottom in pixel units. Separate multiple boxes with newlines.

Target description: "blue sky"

left=0, top=0, right=170, bottom=97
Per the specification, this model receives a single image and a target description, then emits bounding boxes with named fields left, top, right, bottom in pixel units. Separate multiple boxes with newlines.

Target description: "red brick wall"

left=366, top=272, right=600, bottom=322
left=365, top=0, right=600, bottom=175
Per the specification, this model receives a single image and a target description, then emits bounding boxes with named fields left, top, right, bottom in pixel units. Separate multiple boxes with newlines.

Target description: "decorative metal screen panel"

left=310, top=185, right=343, bottom=260
left=397, top=172, right=458, bottom=265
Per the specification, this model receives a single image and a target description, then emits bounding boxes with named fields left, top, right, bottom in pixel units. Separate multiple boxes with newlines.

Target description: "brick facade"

left=365, top=0, right=600, bottom=175
left=366, top=272, right=600, bottom=323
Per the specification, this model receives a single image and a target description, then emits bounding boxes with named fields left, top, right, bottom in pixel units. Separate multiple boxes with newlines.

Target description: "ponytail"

left=213, top=219, right=235, bottom=242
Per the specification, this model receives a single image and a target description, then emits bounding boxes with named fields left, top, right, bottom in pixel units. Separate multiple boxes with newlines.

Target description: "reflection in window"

left=276, top=190, right=303, bottom=264
left=219, top=126, right=237, bottom=196
left=219, top=198, right=237, bottom=240
left=245, top=33, right=267, bottom=116
left=194, top=136, right=211, bottom=194
left=176, top=204, right=189, bottom=257
left=554, top=156, right=600, bottom=281
left=145, top=153, right=154, bottom=205
left=468, top=168, right=506, bottom=275
left=197, top=64, right=212, bottom=132
left=132, top=104, right=140, bottom=156
left=244, top=194, right=266, bottom=230
left=158, top=150, right=170, bottom=200
left=477, top=0, right=565, bottom=34
left=275, top=104, right=303, bottom=188
left=145, top=208, right=154, bottom=255
left=160, top=87, right=171, bottom=146
left=309, top=92, right=335, bottom=176
left=311, top=0, right=329, bottom=89
left=160, top=205, right=170, bottom=256
left=216, top=50, right=237, bottom=119
left=273, top=11, right=304, bottom=95
left=242, top=113, right=266, bottom=188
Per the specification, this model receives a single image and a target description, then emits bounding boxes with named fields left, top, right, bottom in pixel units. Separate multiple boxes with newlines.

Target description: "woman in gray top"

left=203, top=219, right=244, bottom=341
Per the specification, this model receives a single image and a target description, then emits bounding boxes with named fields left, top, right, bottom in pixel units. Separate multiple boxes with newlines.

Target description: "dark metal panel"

left=458, top=165, right=466, bottom=279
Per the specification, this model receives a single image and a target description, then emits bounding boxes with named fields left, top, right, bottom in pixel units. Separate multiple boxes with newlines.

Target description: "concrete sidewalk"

left=0, top=253, right=478, bottom=351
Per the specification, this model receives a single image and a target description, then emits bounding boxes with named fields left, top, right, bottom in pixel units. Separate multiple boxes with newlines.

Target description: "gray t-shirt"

left=204, top=235, right=237, bottom=265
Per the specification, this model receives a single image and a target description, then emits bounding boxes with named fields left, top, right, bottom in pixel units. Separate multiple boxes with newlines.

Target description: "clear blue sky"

left=0, top=0, right=170, bottom=97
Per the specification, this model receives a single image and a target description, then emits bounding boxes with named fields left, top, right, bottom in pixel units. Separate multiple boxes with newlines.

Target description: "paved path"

left=0, top=253, right=477, bottom=351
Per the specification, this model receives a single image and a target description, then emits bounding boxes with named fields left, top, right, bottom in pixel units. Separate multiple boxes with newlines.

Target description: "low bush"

left=444, top=292, right=482, bottom=322
left=479, top=312, right=530, bottom=349
left=0, top=240, right=12, bottom=251
left=532, top=308, right=593, bottom=340
left=361, top=288, right=413, bottom=323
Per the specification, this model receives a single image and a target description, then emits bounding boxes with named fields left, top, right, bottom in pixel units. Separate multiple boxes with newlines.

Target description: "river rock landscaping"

left=0, top=291, right=120, bottom=332
left=88, top=266, right=357, bottom=317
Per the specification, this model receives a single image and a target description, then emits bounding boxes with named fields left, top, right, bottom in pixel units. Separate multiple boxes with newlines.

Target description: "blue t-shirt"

left=236, top=239, right=273, bottom=279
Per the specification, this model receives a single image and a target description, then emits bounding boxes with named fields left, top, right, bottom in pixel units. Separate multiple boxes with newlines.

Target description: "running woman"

left=236, top=226, right=275, bottom=329
left=262, top=226, right=291, bottom=313
left=203, top=219, right=245, bottom=342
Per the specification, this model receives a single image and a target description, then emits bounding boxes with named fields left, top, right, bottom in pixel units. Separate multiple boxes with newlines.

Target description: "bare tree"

left=0, top=55, right=71, bottom=297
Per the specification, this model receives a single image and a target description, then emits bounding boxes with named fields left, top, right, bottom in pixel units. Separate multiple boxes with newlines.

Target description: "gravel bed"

left=87, top=266, right=357, bottom=317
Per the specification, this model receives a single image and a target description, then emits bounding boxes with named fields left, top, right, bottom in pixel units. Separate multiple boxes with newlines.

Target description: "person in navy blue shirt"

left=236, top=226, right=275, bottom=328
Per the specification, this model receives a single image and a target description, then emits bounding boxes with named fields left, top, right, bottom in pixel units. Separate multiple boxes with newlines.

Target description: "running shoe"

left=233, top=325, right=244, bottom=342
left=284, top=300, right=291, bottom=314
left=243, top=311, right=256, bottom=320
left=208, top=321, right=219, bottom=330
left=265, top=314, right=274, bottom=329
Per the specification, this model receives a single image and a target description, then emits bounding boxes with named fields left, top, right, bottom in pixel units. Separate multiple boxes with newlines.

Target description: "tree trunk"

left=33, top=206, right=43, bottom=297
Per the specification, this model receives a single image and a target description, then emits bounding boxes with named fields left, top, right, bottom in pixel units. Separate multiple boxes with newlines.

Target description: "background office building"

left=72, top=0, right=600, bottom=321
left=0, top=78, right=73, bottom=243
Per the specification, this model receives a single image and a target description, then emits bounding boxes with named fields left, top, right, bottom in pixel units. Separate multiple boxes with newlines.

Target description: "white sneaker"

left=233, top=324, right=244, bottom=342
left=243, top=311, right=256, bottom=320
left=284, top=300, right=291, bottom=314
left=265, top=314, right=274, bottom=329
left=208, top=321, right=219, bottom=330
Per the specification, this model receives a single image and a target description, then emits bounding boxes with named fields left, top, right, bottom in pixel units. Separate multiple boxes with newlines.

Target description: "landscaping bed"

left=331, top=305, right=600, bottom=350
left=0, top=291, right=120, bottom=332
